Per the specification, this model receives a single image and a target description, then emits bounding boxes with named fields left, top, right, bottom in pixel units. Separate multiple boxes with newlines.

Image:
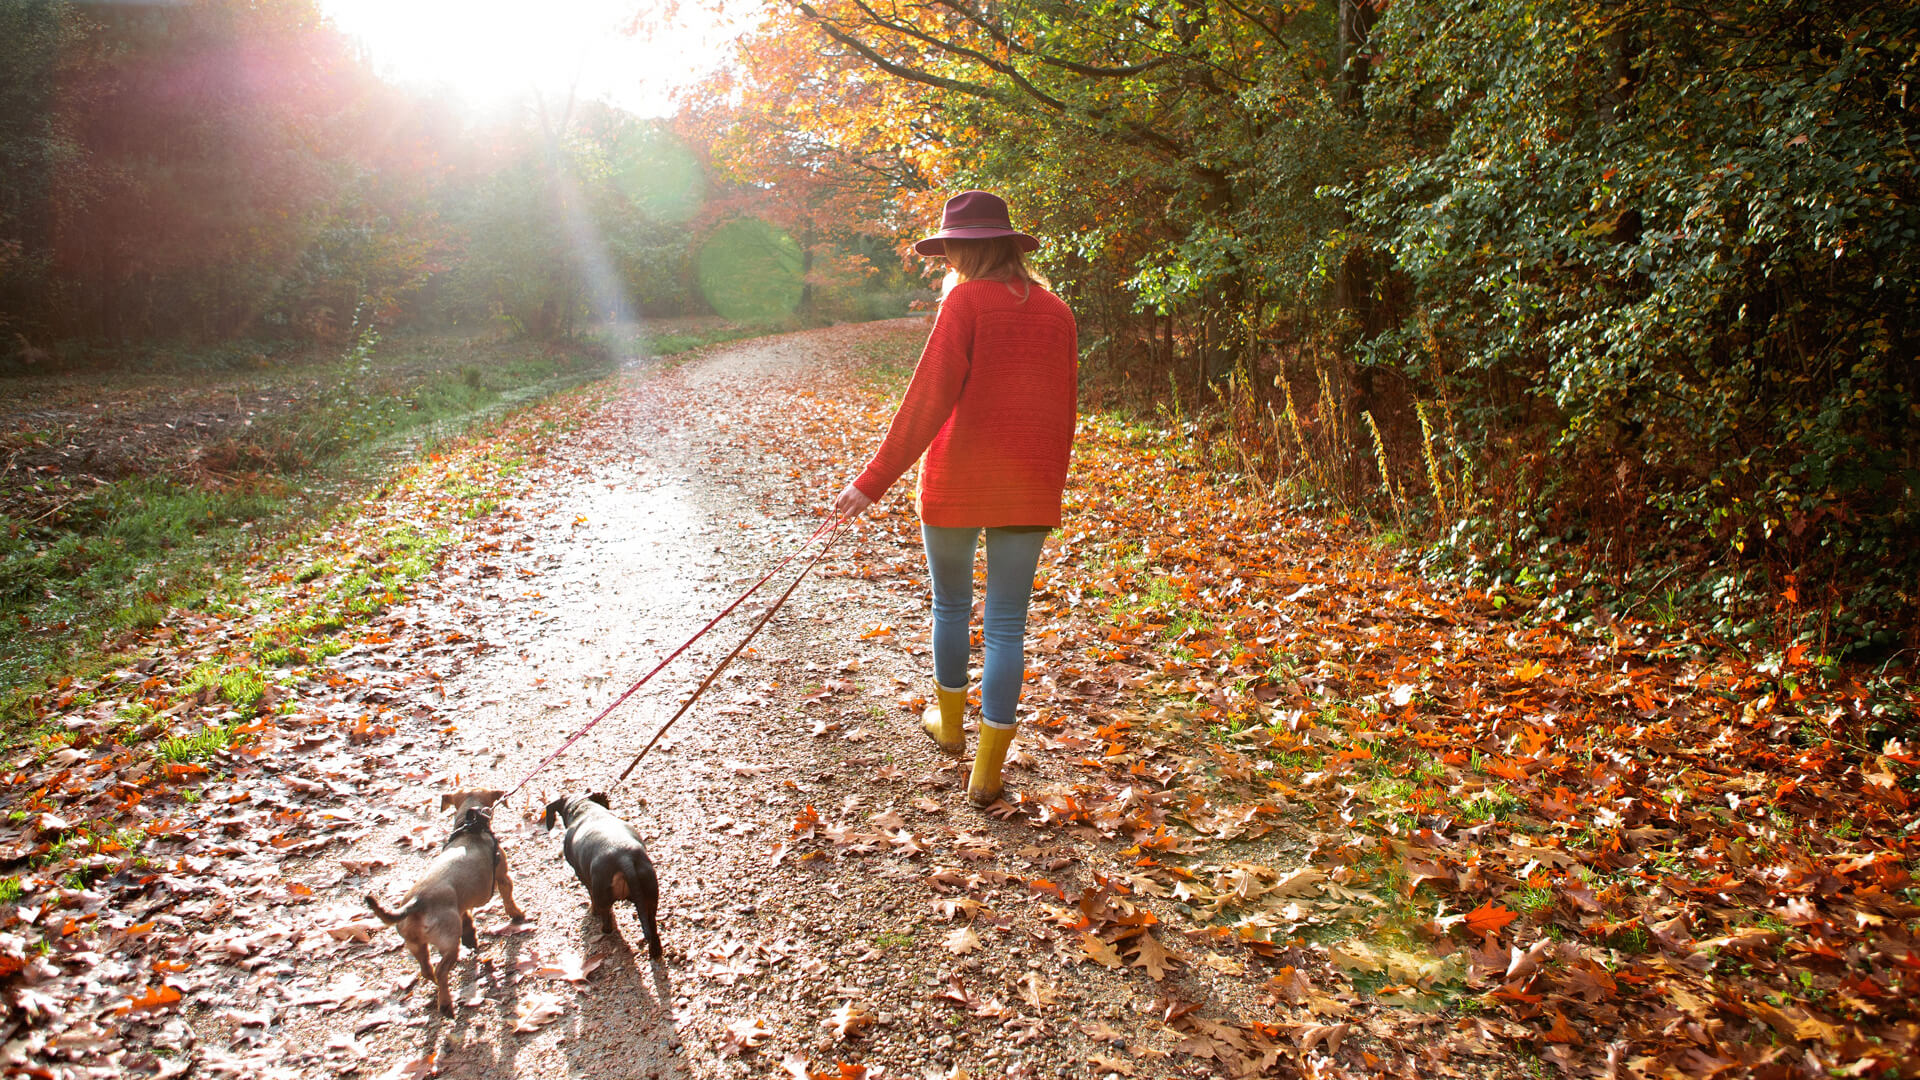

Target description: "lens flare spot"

left=696, top=218, right=803, bottom=323
left=611, top=129, right=705, bottom=224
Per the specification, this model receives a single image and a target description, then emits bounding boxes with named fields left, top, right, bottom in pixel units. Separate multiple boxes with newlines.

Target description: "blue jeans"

left=922, top=526, right=1048, bottom=729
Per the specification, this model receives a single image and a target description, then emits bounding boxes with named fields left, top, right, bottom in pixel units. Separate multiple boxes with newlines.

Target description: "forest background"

left=2, top=0, right=1916, bottom=699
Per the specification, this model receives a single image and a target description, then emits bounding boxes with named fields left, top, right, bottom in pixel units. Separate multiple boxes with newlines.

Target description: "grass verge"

left=0, top=320, right=763, bottom=739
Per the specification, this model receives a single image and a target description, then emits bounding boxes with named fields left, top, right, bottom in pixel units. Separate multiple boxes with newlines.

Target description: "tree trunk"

left=1336, top=0, right=1377, bottom=115
left=1332, top=0, right=1380, bottom=333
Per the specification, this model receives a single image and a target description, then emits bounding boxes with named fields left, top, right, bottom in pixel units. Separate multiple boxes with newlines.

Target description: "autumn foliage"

left=707, top=0, right=1920, bottom=663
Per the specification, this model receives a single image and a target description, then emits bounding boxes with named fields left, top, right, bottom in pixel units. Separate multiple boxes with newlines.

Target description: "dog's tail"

left=366, top=893, right=421, bottom=924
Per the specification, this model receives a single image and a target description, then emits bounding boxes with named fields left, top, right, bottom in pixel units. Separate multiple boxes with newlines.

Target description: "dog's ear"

left=542, top=799, right=563, bottom=830
left=588, top=792, right=611, bottom=809
left=473, top=788, right=505, bottom=808
left=439, top=793, right=459, bottom=811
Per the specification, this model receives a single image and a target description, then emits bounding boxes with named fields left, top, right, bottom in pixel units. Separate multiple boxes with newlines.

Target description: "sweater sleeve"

left=852, top=291, right=975, bottom=502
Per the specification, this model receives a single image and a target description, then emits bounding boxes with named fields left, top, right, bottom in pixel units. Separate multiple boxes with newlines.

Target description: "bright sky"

left=317, top=0, right=752, bottom=116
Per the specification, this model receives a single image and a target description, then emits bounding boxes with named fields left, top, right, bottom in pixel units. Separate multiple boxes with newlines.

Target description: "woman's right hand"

left=833, top=483, right=873, bottom=517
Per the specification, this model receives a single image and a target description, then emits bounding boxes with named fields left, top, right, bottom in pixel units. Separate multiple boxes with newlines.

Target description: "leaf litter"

left=1, top=321, right=1913, bottom=1079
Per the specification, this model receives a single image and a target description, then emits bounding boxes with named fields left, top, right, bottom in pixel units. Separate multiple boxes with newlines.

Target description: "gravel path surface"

left=229, top=321, right=1262, bottom=1080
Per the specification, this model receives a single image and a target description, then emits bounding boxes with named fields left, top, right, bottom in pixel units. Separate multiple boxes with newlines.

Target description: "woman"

left=833, top=190, right=1078, bottom=808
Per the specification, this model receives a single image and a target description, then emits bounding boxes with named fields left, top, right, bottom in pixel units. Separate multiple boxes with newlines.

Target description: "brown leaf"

left=1079, top=1021, right=1126, bottom=1044
left=1558, top=960, right=1618, bottom=1003
left=373, top=1057, right=437, bottom=1080
left=1505, top=938, right=1554, bottom=982
left=933, top=897, right=983, bottom=922
left=1127, top=931, right=1180, bottom=981
left=1264, top=966, right=1311, bottom=1004
left=944, top=926, right=982, bottom=955
left=719, top=1017, right=770, bottom=1056
left=1295, top=1021, right=1347, bottom=1054
left=825, top=1000, right=875, bottom=1040
left=1270, top=867, right=1325, bottom=896
left=1079, top=933, right=1124, bottom=969
left=1542, top=1010, right=1581, bottom=1045
left=1018, top=972, right=1057, bottom=1008
left=513, top=993, right=566, bottom=1032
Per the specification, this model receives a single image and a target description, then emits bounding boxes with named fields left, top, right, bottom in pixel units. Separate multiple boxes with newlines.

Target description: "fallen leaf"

left=529, top=953, right=602, bottom=982
left=374, top=1056, right=437, bottom=1080
left=1018, top=972, right=1057, bottom=1008
left=1127, top=931, right=1180, bottom=980
left=117, top=985, right=182, bottom=1014
left=944, top=925, right=982, bottom=955
left=720, top=1017, right=771, bottom=1056
left=825, top=1000, right=875, bottom=1040
left=1464, top=900, right=1517, bottom=938
left=1271, top=867, right=1325, bottom=896
left=513, top=993, right=566, bottom=1033
left=1079, top=933, right=1124, bottom=969
left=1295, top=1021, right=1348, bottom=1054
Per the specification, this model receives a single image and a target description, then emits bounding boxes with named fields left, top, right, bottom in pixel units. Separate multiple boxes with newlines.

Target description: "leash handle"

left=505, top=513, right=843, bottom=799
left=616, top=515, right=843, bottom=781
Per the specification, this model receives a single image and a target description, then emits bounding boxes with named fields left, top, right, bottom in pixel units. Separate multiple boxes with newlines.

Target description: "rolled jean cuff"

left=978, top=716, right=1016, bottom=730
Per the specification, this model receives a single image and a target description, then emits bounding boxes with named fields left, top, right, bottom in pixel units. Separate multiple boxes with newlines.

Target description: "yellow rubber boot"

left=968, top=721, right=1016, bottom=808
left=922, top=682, right=967, bottom=755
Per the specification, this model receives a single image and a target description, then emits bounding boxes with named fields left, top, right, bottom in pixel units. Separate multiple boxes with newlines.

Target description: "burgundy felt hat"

left=913, top=190, right=1040, bottom=255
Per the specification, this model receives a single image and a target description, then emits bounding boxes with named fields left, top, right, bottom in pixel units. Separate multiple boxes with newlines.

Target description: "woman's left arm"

left=847, top=290, right=976, bottom=504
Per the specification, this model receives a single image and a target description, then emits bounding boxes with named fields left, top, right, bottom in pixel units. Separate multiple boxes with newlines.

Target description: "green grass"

left=0, top=877, right=20, bottom=904
left=174, top=660, right=267, bottom=711
left=1605, top=924, right=1653, bottom=954
left=0, top=330, right=619, bottom=735
left=1451, top=783, right=1527, bottom=824
left=154, top=722, right=245, bottom=764
left=1513, top=886, right=1555, bottom=917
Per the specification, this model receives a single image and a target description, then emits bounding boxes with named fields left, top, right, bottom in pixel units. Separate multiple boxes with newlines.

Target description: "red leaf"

left=1464, top=901, right=1516, bottom=938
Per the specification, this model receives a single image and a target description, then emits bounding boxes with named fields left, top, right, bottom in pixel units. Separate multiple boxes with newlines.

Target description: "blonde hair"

left=939, top=237, right=1050, bottom=302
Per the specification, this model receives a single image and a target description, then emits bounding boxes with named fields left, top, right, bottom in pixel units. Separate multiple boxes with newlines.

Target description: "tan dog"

left=367, top=789, right=526, bottom=1015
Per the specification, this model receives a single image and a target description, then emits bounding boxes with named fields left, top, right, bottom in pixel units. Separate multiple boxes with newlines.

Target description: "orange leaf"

left=792, top=805, right=821, bottom=838
left=1464, top=901, right=1517, bottom=938
left=1027, top=877, right=1066, bottom=901
left=117, top=985, right=182, bottom=1014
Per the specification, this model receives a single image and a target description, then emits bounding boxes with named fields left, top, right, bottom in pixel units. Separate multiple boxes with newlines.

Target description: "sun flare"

left=317, top=0, right=746, bottom=114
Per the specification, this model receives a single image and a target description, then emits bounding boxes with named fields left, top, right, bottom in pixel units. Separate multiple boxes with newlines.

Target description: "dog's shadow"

left=411, top=930, right=530, bottom=1075
left=560, top=909, right=685, bottom=1076
left=579, top=908, right=674, bottom=1008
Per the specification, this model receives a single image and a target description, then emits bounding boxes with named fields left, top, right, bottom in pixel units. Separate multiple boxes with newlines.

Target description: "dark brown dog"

left=542, top=792, right=662, bottom=959
left=367, top=789, right=526, bottom=1015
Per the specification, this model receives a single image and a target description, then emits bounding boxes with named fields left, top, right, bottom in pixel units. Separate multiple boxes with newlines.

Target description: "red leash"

left=505, top=513, right=844, bottom=799
left=616, top=515, right=842, bottom=781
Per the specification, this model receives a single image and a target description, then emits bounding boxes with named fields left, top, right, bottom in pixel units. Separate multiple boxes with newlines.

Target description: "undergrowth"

left=0, top=325, right=674, bottom=734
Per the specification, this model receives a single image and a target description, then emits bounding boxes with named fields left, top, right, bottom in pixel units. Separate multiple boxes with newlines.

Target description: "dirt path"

left=19, top=321, right=1918, bottom=1080
left=159, top=320, right=1247, bottom=1080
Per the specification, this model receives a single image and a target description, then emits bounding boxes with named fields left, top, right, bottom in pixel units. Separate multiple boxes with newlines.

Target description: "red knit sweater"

left=853, top=279, right=1078, bottom=528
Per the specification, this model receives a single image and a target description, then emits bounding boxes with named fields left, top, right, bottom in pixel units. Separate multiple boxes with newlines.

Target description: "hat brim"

left=913, top=227, right=1041, bottom=256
